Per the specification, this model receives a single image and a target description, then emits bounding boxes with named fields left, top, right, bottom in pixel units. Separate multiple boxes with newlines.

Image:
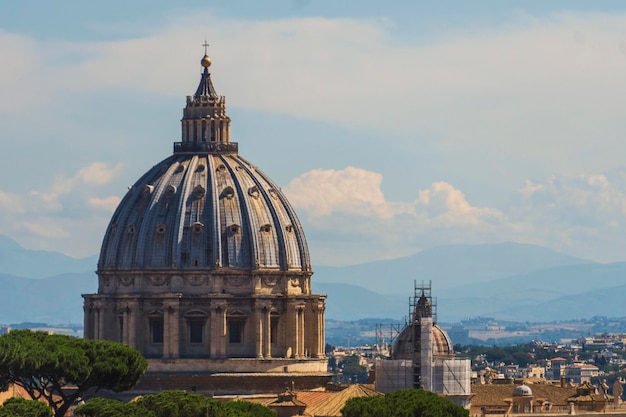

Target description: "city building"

left=374, top=282, right=472, bottom=408
left=82, top=48, right=329, bottom=395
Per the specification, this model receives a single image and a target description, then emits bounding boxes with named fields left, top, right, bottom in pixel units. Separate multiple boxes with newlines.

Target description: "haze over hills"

left=0, top=235, right=623, bottom=324
left=0, top=235, right=97, bottom=279
left=314, top=242, right=592, bottom=294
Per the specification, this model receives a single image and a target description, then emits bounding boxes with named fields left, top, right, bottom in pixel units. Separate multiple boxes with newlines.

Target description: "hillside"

left=0, top=235, right=97, bottom=279
left=314, top=242, right=591, bottom=294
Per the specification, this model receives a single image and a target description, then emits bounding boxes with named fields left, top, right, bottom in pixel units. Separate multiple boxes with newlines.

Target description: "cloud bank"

left=1, top=10, right=626, bottom=264
left=285, top=167, right=626, bottom=265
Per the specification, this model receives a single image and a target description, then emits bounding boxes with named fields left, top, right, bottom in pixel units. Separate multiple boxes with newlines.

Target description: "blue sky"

left=2, top=1, right=626, bottom=265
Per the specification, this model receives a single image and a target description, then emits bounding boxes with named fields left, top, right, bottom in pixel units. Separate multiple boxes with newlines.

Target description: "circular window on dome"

left=127, top=224, right=136, bottom=234
left=192, top=184, right=206, bottom=199
left=260, top=224, right=272, bottom=233
left=268, top=188, right=279, bottom=200
left=142, top=185, right=154, bottom=196
left=192, top=222, right=204, bottom=234
left=196, top=164, right=205, bottom=172
left=166, top=185, right=177, bottom=195
left=220, top=186, right=235, bottom=200
left=285, top=224, right=294, bottom=233
left=248, top=186, right=260, bottom=199
left=228, top=224, right=240, bottom=234
left=156, top=224, right=166, bottom=234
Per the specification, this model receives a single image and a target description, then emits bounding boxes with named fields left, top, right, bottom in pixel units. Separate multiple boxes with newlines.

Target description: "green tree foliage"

left=0, top=330, right=148, bottom=417
left=74, top=397, right=154, bottom=417
left=458, top=345, right=536, bottom=367
left=0, top=397, right=52, bottom=417
left=223, top=400, right=275, bottom=417
left=77, top=391, right=274, bottom=417
left=341, top=389, right=468, bottom=417
left=136, top=391, right=225, bottom=417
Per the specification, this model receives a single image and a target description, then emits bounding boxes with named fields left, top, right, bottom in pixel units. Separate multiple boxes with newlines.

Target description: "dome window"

left=220, top=186, right=235, bottom=200
left=192, top=184, right=206, bottom=199
left=166, top=185, right=177, bottom=195
left=285, top=224, right=294, bottom=233
left=268, top=188, right=279, bottom=200
left=110, top=223, right=117, bottom=234
left=175, top=163, right=185, bottom=173
left=260, top=224, right=272, bottom=233
left=156, top=224, right=166, bottom=234
left=193, top=258, right=200, bottom=267
left=196, top=164, right=205, bottom=172
left=192, top=222, right=204, bottom=234
left=228, top=224, right=240, bottom=233
left=143, top=185, right=154, bottom=196
left=127, top=224, right=136, bottom=234
left=248, top=186, right=260, bottom=199
left=216, top=164, right=227, bottom=174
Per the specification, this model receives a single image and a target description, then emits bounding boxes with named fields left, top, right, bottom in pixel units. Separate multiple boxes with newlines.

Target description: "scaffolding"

left=375, top=280, right=438, bottom=391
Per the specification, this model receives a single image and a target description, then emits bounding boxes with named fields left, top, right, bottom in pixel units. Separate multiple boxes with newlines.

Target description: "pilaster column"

left=194, top=120, right=200, bottom=142
left=211, top=302, right=227, bottom=358
left=121, top=304, right=129, bottom=344
left=128, top=300, right=137, bottom=349
left=255, top=304, right=263, bottom=359
left=170, top=304, right=180, bottom=359
left=264, top=307, right=272, bottom=358
left=96, top=301, right=105, bottom=340
left=215, top=119, right=221, bottom=143
left=163, top=300, right=180, bottom=359
left=163, top=305, right=170, bottom=358
left=314, top=302, right=326, bottom=358
left=294, top=304, right=305, bottom=359
left=299, top=306, right=305, bottom=358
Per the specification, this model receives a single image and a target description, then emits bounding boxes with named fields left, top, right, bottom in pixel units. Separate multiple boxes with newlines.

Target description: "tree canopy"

left=341, top=389, right=469, bottom=417
left=0, top=398, right=52, bottom=417
left=74, top=391, right=275, bottom=417
left=0, top=330, right=148, bottom=417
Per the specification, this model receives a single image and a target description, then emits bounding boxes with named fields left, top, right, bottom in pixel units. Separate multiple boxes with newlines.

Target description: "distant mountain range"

left=0, top=235, right=97, bottom=278
left=0, top=235, right=624, bottom=324
left=314, top=242, right=591, bottom=293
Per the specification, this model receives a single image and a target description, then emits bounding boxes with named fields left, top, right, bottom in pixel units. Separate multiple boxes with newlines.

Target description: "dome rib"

left=222, top=156, right=261, bottom=269
left=206, top=155, right=222, bottom=267
left=235, top=161, right=285, bottom=269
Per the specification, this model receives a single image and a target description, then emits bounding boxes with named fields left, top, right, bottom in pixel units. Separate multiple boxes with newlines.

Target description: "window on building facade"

left=228, top=318, right=244, bottom=343
left=150, top=318, right=164, bottom=344
left=189, top=320, right=204, bottom=344
left=270, top=315, right=279, bottom=344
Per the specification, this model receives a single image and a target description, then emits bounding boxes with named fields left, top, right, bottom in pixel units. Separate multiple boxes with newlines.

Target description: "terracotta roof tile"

left=304, top=384, right=382, bottom=417
left=471, top=384, right=577, bottom=407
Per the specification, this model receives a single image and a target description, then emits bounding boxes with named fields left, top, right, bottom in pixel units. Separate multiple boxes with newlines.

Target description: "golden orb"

left=201, top=54, right=212, bottom=68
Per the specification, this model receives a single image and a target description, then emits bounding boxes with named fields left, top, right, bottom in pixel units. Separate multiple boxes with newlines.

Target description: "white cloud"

left=287, top=167, right=626, bottom=265
left=416, top=182, right=502, bottom=227
left=3, top=11, right=626, bottom=264
left=0, top=162, right=124, bottom=257
left=286, top=167, right=508, bottom=265
left=284, top=166, right=408, bottom=218
left=88, top=196, right=121, bottom=212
